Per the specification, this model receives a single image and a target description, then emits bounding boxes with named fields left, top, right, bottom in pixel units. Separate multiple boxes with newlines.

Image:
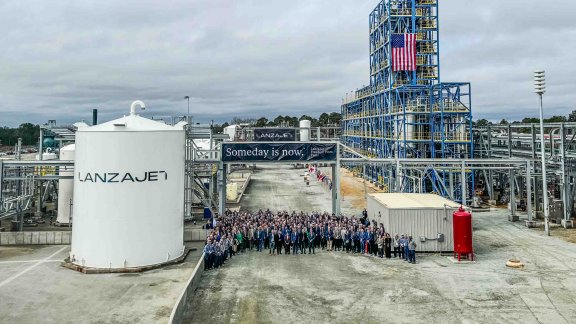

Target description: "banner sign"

left=253, top=128, right=296, bottom=142
left=222, top=143, right=337, bottom=162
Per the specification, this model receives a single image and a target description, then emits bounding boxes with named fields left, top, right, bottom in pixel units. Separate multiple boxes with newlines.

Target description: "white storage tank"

left=36, top=150, right=58, bottom=161
left=299, top=120, right=311, bottom=142
left=56, top=144, right=75, bottom=224
left=224, top=125, right=239, bottom=141
left=405, top=114, right=415, bottom=141
left=70, top=101, right=187, bottom=269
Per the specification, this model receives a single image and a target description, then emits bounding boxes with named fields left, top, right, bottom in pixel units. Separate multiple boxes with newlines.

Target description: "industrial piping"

left=130, top=100, right=146, bottom=116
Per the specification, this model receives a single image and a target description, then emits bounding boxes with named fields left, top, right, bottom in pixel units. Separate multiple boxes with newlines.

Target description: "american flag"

left=391, top=33, right=416, bottom=71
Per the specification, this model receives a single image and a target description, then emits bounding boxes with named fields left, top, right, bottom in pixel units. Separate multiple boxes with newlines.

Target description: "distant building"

left=569, top=110, right=576, bottom=122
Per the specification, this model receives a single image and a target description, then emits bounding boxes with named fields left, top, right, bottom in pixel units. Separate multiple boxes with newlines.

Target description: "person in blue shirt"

left=258, top=227, right=265, bottom=252
left=400, top=234, right=409, bottom=261
left=213, top=242, right=221, bottom=268
left=359, top=229, right=366, bottom=254
left=203, top=241, right=213, bottom=270
left=353, top=229, right=360, bottom=254
left=291, top=230, right=299, bottom=255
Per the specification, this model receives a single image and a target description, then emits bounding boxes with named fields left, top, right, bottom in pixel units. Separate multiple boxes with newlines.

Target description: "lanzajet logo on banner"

left=222, top=143, right=337, bottom=162
left=253, top=128, right=296, bottom=142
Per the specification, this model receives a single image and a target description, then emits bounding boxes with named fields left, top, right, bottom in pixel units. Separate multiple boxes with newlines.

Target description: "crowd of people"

left=203, top=208, right=418, bottom=270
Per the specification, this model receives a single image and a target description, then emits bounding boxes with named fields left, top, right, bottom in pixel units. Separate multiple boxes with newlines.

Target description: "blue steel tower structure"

left=341, top=0, right=474, bottom=202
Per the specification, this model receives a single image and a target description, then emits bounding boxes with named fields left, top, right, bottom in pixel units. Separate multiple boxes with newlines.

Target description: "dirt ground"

left=530, top=223, right=576, bottom=244
left=338, top=168, right=383, bottom=210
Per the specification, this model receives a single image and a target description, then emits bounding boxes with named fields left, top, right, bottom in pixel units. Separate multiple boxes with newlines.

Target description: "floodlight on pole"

left=534, top=70, right=549, bottom=236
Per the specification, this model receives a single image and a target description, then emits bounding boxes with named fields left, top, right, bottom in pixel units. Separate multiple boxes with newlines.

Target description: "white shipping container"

left=367, top=193, right=461, bottom=252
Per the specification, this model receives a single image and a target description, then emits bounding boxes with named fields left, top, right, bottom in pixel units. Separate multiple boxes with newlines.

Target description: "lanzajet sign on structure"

left=222, top=142, right=337, bottom=162
left=253, top=128, right=296, bottom=142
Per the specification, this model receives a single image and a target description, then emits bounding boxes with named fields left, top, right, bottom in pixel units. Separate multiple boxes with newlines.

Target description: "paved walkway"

left=240, top=164, right=361, bottom=215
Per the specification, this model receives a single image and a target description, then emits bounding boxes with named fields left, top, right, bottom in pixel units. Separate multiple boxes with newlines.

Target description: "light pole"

left=534, top=70, right=550, bottom=236
left=184, top=96, right=190, bottom=122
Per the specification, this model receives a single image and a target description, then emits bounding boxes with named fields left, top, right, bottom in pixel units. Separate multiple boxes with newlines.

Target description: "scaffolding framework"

left=341, top=0, right=474, bottom=202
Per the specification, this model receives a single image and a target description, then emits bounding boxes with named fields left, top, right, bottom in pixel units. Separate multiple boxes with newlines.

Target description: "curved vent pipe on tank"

left=130, top=100, right=146, bottom=116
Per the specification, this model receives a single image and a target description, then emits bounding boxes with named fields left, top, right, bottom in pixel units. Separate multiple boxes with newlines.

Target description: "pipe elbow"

left=130, top=100, right=146, bottom=115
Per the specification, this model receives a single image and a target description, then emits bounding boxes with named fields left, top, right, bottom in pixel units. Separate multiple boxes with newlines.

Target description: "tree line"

left=213, top=112, right=342, bottom=133
left=475, top=115, right=572, bottom=127
left=0, top=123, right=40, bottom=147
left=3, top=110, right=573, bottom=147
left=475, top=111, right=575, bottom=133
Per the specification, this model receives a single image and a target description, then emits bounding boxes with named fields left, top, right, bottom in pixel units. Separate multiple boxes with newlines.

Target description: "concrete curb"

left=169, top=252, right=205, bottom=324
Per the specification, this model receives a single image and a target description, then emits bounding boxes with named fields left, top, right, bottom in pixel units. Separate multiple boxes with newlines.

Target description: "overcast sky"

left=1, top=0, right=574, bottom=127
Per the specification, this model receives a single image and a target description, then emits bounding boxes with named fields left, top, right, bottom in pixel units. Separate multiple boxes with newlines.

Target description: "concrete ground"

left=185, top=164, right=576, bottom=324
left=239, top=164, right=361, bottom=215
left=0, top=242, right=203, bottom=324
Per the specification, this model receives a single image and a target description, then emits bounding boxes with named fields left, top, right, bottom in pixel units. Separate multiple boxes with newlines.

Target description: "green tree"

left=17, top=123, right=39, bottom=145
left=272, top=115, right=285, bottom=126
left=521, top=117, right=540, bottom=124
left=544, top=116, right=567, bottom=123
left=255, top=117, right=268, bottom=127
left=328, top=112, right=342, bottom=126
left=318, top=113, right=330, bottom=125
left=475, top=119, right=490, bottom=127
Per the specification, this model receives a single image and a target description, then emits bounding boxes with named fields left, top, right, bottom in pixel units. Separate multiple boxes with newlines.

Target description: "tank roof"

left=78, top=115, right=185, bottom=132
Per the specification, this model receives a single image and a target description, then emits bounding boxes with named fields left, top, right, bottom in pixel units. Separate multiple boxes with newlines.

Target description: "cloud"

left=0, top=0, right=574, bottom=127
left=440, top=0, right=576, bottom=121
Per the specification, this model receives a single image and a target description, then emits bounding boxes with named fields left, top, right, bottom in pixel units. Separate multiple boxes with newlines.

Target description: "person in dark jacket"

left=307, top=228, right=316, bottom=254
left=276, top=231, right=282, bottom=255
left=384, top=233, right=392, bottom=258
left=300, top=228, right=307, bottom=254
left=291, top=230, right=299, bottom=255
left=408, top=236, right=417, bottom=264
left=284, top=232, right=291, bottom=254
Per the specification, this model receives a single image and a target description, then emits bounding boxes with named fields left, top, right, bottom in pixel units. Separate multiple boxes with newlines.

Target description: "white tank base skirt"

left=64, top=246, right=188, bottom=274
